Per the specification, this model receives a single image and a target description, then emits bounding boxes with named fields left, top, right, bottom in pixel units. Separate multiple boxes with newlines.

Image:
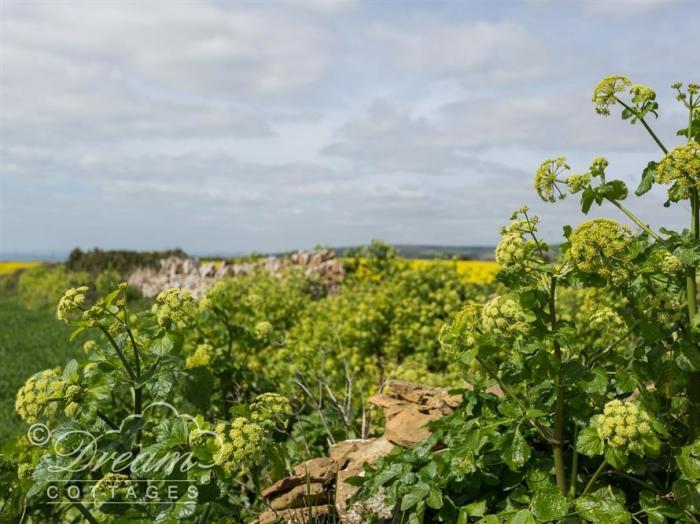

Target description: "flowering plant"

left=7, top=283, right=292, bottom=523
left=351, top=78, right=700, bottom=522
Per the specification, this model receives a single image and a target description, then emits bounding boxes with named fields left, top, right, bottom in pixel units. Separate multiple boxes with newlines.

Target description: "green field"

left=0, top=295, right=80, bottom=441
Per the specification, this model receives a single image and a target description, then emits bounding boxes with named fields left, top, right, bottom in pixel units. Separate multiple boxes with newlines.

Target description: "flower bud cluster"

left=495, top=234, right=535, bottom=268
left=92, top=473, right=133, bottom=503
left=439, top=304, right=480, bottom=356
left=15, top=368, right=81, bottom=423
left=565, top=172, right=592, bottom=194
left=591, top=400, right=653, bottom=454
left=661, top=252, right=682, bottom=274
left=655, top=142, right=700, bottom=202
left=496, top=208, right=540, bottom=268
left=151, top=288, right=195, bottom=330
left=254, top=321, right=273, bottom=340
left=185, top=343, right=214, bottom=369
left=630, top=84, right=656, bottom=106
left=589, top=307, right=625, bottom=331
left=251, top=392, right=292, bottom=428
left=568, top=219, right=633, bottom=286
left=56, top=286, right=89, bottom=323
left=592, top=75, right=631, bottom=115
left=481, top=296, right=528, bottom=338
left=213, top=417, right=269, bottom=474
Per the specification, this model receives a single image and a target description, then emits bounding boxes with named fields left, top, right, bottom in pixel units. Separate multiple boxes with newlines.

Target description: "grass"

left=0, top=294, right=81, bottom=441
left=0, top=261, right=41, bottom=275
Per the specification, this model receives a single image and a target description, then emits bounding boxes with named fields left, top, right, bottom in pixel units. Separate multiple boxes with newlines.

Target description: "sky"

left=0, top=0, right=698, bottom=257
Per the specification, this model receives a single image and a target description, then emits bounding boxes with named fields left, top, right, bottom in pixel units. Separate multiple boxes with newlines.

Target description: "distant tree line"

left=65, top=247, right=187, bottom=276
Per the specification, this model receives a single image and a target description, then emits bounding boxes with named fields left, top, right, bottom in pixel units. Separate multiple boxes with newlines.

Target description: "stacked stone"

left=256, top=380, right=473, bottom=523
left=127, top=249, right=344, bottom=298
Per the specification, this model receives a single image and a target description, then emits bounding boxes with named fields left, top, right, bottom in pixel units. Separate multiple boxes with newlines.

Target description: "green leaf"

left=375, top=462, right=403, bottom=486
left=581, top=368, right=607, bottom=396
left=531, top=487, right=569, bottom=522
left=400, top=482, right=430, bottom=511
left=581, top=187, right=595, bottom=214
left=639, top=490, right=682, bottom=524
left=672, top=479, right=700, bottom=514
left=62, top=359, right=79, bottom=381
left=605, top=447, right=628, bottom=469
left=575, top=487, right=630, bottom=524
left=426, top=487, right=443, bottom=510
left=150, top=334, right=175, bottom=355
left=576, top=427, right=604, bottom=457
left=510, top=509, right=535, bottom=524
left=600, top=180, right=628, bottom=201
left=501, top=428, right=532, bottom=471
left=184, top=367, right=214, bottom=411
left=460, top=500, right=486, bottom=519
left=635, top=161, right=658, bottom=196
left=676, top=439, right=700, bottom=481
left=70, top=325, right=87, bottom=341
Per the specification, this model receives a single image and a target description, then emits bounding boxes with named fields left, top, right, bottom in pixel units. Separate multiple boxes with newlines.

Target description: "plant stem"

left=70, top=500, right=99, bottom=524
left=615, top=98, right=668, bottom=154
left=612, top=471, right=663, bottom=495
left=687, top=129, right=700, bottom=440
left=475, top=356, right=553, bottom=442
left=569, top=426, right=579, bottom=498
left=99, top=326, right=136, bottom=381
left=581, top=460, right=607, bottom=497
left=605, top=198, right=662, bottom=241
left=198, top=502, right=211, bottom=524
left=96, top=410, right=118, bottom=430
left=549, top=277, right=567, bottom=495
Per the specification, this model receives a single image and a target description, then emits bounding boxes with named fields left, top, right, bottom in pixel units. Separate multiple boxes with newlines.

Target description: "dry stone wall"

left=255, top=381, right=465, bottom=524
left=127, top=250, right=344, bottom=298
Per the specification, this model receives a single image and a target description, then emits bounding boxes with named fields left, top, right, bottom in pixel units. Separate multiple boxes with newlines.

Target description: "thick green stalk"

left=605, top=198, right=662, bottom=241
left=687, top=101, right=700, bottom=438
left=70, top=500, right=99, bottom=524
left=99, top=326, right=136, bottom=381
left=569, top=426, right=579, bottom=498
left=549, top=278, right=567, bottom=495
left=615, top=98, right=668, bottom=154
left=581, top=460, right=607, bottom=497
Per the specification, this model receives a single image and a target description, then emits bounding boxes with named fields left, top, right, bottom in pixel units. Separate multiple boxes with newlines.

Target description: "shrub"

left=65, top=247, right=187, bottom=276
left=16, top=265, right=90, bottom=310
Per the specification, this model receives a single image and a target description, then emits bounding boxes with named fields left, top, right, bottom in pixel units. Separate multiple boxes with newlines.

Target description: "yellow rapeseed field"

left=408, top=259, right=499, bottom=284
left=0, top=261, right=41, bottom=275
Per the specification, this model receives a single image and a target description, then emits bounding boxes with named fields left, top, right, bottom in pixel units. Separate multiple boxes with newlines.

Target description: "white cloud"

left=2, top=2, right=332, bottom=96
left=582, top=0, right=683, bottom=16
left=371, top=19, right=549, bottom=83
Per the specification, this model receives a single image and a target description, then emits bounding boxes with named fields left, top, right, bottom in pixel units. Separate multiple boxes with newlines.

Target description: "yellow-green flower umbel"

left=654, top=141, right=700, bottom=202
left=439, top=304, right=481, bottom=356
left=590, top=400, right=659, bottom=457
left=56, top=286, right=89, bottom=324
left=151, top=288, right=195, bottom=330
left=592, top=75, right=631, bottom=115
left=213, top=417, right=269, bottom=474
left=15, top=368, right=71, bottom=423
left=185, top=343, right=214, bottom=369
left=534, top=157, right=569, bottom=202
left=568, top=219, right=633, bottom=286
left=481, top=296, right=528, bottom=339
